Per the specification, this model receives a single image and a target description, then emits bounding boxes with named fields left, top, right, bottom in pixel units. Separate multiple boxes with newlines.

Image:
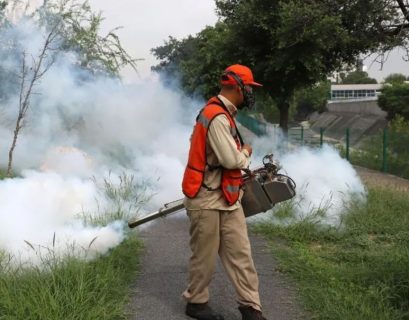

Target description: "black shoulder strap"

left=214, top=96, right=245, bottom=146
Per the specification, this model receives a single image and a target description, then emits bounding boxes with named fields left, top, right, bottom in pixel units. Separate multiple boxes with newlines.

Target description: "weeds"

left=0, top=235, right=142, bottom=319
left=84, top=171, right=152, bottom=226
left=0, top=171, right=146, bottom=319
left=254, top=186, right=409, bottom=319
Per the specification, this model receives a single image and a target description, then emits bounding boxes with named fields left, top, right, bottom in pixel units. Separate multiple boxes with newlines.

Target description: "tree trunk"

left=7, top=116, right=22, bottom=177
left=278, top=101, right=290, bottom=134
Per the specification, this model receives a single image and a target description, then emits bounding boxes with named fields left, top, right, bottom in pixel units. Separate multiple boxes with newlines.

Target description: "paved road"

left=128, top=212, right=304, bottom=320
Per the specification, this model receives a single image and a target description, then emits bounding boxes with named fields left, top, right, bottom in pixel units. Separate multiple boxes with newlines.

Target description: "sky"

left=88, top=0, right=218, bottom=81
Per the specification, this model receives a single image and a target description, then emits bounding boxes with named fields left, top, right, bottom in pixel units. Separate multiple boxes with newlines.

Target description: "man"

left=181, top=64, right=267, bottom=320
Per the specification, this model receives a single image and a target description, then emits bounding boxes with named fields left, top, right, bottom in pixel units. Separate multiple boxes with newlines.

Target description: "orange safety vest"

left=182, top=96, right=244, bottom=206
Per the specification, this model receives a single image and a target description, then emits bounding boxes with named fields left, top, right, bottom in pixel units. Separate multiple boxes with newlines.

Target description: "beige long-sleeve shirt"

left=184, top=95, right=250, bottom=211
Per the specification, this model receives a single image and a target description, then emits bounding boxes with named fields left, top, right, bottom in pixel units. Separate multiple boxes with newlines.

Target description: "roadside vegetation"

left=0, top=173, right=145, bottom=319
left=255, top=186, right=409, bottom=319
left=0, top=236, right=142, bottom=320
left=349, top=116, right=409, bottom=179
left=0, top=1, right=144, bottom=319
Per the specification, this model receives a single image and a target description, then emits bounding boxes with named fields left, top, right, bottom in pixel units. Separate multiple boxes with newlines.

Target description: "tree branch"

left=396, top=0, right=409, bottom=23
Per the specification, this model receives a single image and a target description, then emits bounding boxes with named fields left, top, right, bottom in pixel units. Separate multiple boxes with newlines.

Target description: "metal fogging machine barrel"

left=128, top=154, right=296, bottom=228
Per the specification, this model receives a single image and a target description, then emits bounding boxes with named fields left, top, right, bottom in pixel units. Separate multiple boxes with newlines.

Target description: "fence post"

left=346, top=128, right=350, bottom=161
left=301, top=126, right=304, bottom=146
left=320, top=127, right=324, bottom=147
left=382, top=127, right=388, bottom=173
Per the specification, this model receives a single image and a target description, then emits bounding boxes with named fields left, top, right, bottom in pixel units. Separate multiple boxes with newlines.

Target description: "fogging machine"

left=128, top=154, right=296, bottom=228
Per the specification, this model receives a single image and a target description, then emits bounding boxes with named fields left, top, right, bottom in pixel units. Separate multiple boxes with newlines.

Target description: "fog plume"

left=0, top=18, right=195, bottom=265
left=0, top=9, right=366, bottom=266
left=251, top=129, right=366, bottom=225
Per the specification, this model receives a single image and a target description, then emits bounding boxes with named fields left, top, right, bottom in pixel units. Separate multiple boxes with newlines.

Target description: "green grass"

left=0, top=234, right=142, bottom=320
left=0, top=169, right=6, bottom=180
left=348, top=119, right=409, bottom=179
left=0, top=172, right=146, bottom=319
left=254, top=187, right=409, bottom=320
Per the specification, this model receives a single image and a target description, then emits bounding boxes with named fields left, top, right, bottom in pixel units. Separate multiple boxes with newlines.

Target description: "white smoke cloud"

left=250, top=128, right=366, bottom=225
left=281, top=146, right=366, bottom=224
left=0, top=18, right=196, bottom=265
left=0, top=5, right=368, bottom=267
left=0, top=170, right=125, bottom=265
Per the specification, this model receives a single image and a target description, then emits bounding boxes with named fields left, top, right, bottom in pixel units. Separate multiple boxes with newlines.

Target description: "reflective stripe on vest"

left=226, top=185, right=240, bottom=194
left=197, top=113, right=211, bottom=129
left=182, top=96, right=243, bottom=205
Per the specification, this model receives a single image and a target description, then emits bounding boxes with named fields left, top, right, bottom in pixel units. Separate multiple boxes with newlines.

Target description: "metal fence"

left=288, top=126, right=409, bottom=180
left=237, top=115, right=409, bottom=180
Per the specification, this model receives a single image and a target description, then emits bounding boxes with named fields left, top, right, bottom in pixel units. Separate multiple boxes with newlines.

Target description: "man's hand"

left=242, top=144, right=253, bottom=157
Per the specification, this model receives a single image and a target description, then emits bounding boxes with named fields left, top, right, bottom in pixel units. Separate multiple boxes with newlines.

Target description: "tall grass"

left=0, top=172, right=145, bottom=319
left=0, top=236, right=142, bottom=319
left=79, top=172, right=151, bottom=226
left=254, top=187, right=409, bottom=319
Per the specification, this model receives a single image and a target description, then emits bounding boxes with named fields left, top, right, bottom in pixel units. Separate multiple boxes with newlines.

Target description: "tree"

left=3, top=0, right=138, bottom=175
left=0, top=1, right=6, bottom=16
left=7, top=27, right=60, bottom=176
left=214, top=0, right=408, bottom=131
left=152, top=23, right=233, bottom=98
left=384, top=73, right=407, bottom=84
left=378, top=82, right=409, bottom=120
left=38, top=0, right=138, bottom=76
left=341, top=71, right=378, bottom=84
left=294, top=81, right=330, bottom=120
left=153, top=0, right=409, bottom=132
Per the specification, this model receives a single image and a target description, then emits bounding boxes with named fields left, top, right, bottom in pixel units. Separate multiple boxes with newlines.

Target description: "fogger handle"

left=128, top=200, right=185, bottom=228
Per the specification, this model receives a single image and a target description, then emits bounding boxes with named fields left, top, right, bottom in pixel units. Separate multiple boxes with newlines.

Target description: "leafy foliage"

left=0, top=0, right=137, bottom=78
left=341, top=71, right=377, bottom=84
left=0, top=0, right=138, bottom=173
left=293, top=81, right=330, bottom=120
left=378, top=82, right=409, bottom=120
left=0, top=1, right=6, bottom=15
left=153, top=0, right=409, bottom=131
left=384, top=73, right=407, bottom=84
left=37, top=0, right=138, bottom=76
left=152, top=23, right=233, bottom=98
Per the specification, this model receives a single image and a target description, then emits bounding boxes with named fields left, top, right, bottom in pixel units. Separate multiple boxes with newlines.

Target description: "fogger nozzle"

left=127, top=154, right=296, bottom=228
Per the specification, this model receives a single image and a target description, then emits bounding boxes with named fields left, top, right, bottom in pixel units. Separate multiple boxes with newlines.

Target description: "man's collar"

left=217, top=95, right=237, bottom=117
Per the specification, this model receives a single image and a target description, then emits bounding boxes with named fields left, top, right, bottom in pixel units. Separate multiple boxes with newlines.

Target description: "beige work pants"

left=182, top=206, right=261, bottom=311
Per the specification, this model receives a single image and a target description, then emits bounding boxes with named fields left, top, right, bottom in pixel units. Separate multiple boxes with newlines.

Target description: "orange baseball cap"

left=221, top=64, right=263, bottom=87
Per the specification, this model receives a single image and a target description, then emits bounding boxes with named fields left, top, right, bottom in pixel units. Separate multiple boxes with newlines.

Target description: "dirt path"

left=128, top=214, right=305, bottom=320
